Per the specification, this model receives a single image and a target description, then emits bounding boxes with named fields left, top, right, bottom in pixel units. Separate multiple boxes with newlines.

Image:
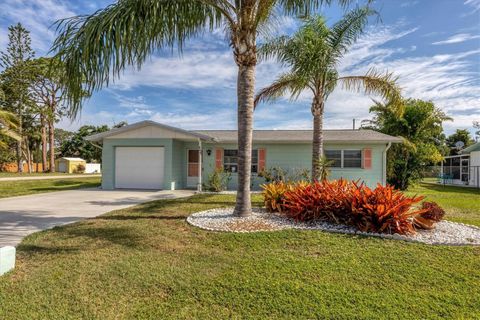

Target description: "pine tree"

left=0, top=23, right=35, bottom=172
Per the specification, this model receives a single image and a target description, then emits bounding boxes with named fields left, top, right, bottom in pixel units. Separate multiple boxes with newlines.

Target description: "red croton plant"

left=263, top=179, right=443, bottom=235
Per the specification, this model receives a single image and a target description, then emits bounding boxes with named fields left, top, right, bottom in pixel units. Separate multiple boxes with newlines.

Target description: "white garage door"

left=115, top=147, right=165, bottom=189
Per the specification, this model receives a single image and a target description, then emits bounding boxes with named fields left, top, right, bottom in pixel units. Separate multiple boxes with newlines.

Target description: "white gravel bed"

left=196, top=191, right=262, bottom=195
left=187, top=207, right=480, bottom=246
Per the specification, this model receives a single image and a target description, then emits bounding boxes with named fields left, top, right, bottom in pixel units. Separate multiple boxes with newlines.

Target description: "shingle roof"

left=86, top=120, right=402, bottom=143
left=193, top=129, right=403, bottom=143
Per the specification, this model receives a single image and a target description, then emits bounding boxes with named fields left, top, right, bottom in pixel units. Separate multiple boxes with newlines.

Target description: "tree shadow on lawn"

left=418, top=182, right=480, bottom=195
left=31, top=180, right=100, bottom=192
left=115, top=194, right=263, bottom=219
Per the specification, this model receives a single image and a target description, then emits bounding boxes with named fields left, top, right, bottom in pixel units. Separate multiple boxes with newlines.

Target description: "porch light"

left=206, top=149, right=212, bottom=156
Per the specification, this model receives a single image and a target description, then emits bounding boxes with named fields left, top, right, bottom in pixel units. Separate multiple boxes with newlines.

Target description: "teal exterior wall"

left=101, top=138, right=388, bottom=190
left=200, top=142, right=388, bottom=190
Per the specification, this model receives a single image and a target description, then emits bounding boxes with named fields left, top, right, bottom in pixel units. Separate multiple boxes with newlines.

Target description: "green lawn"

left=0, top=192, right=478, bottom=319
left=0, top=177, right=101, bottom=198
left=406, top=181, right=480, bottom=226
left=0, top=172, right=72, bottom=177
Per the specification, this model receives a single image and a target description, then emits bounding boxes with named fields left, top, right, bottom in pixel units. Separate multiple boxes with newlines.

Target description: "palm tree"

left=255, top=8, right=401, bottom=181
left=52, top=0, right=353, bottom=216
left=0, top=110, right=20, bottom=150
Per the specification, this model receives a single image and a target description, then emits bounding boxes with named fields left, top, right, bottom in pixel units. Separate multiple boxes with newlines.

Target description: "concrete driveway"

left=0, top=188, right=194, bottom=247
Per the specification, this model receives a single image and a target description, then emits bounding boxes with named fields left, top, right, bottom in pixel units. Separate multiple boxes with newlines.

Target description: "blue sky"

left=0, top=0, right=479, bottom=135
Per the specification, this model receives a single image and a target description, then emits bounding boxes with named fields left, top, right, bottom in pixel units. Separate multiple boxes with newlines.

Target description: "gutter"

left=382, top=142, right=392, bottom=185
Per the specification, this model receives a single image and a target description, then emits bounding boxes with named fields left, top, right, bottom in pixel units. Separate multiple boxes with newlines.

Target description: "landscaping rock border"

left=187, top=207, right=480, bottom=246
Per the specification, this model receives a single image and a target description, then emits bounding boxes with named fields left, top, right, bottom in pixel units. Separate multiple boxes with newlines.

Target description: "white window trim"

left=223, top=149, right=259, bottom=173
left=326, top=149, right=363, bottom=169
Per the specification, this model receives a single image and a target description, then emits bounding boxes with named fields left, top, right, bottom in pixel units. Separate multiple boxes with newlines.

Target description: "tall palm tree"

left=255, top=8, right=401, bottom=181
left=0, top=110, right=20, bottom=150
left=52, top=0, right=353, bottom=216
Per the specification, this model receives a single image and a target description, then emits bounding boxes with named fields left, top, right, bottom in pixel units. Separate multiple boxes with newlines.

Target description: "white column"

left=197, top=139, right=202, bottom=192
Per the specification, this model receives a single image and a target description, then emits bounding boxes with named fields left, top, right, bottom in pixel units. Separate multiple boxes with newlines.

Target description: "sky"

left=0, top=0, right=479, bottom=135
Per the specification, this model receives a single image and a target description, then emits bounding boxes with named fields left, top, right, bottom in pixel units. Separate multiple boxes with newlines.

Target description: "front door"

left=187, top=149, right=200, bottom=188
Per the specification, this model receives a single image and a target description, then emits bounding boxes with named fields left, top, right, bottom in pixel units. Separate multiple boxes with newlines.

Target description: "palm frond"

left=257, top=35, right=290, bottom=62
left=254, top=72, right=309, bottom=107
left=338, top=68, right=401, bottom=104
left=51, top=0, right=225, bottom=117
left=327, top=6, right=377, bottom=66
left=279, top=0, right=355, bottom=16
left=0, top=110, right=21, bottom=142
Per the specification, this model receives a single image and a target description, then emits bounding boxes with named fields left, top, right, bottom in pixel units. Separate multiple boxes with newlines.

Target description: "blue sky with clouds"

left=0, top=0, right=479, bottom=135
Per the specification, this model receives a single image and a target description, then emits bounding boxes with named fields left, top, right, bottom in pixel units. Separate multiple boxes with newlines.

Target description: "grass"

left=0, top=172, right=72, bottom=177
left=406, top=181, right=480, bottom=226
left=0, top=177, right=101, bottom=198
left=0, top=172, right=101, bottom=177
left=0, top=193, right=478, bottom=319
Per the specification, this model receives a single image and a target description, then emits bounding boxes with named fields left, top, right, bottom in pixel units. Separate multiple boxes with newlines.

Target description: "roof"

left=193, top=129, right=403, bottom=143
left=86, top=120, right=403, bottom=143
left=59, top=157, right=85, bottom=161
left=86, top=120, right=214, bottom=142
left=461, top=141, right=480, bottom=154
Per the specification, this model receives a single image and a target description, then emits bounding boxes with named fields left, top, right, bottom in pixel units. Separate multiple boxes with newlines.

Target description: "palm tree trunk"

left=41, top=115, right=47, bottom=172
left=49, top=121, right=55, bottom=173
left=311, top=98, right=325, bottom=181
left=16, top=117, right=23, bottom=173
left=234, top=63, right=255, bottom=217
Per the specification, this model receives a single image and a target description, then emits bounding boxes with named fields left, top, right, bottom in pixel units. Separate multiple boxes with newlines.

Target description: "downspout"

left=383, top=142, right=392, bottom=185
left=197, top=138, right=202, bottom=192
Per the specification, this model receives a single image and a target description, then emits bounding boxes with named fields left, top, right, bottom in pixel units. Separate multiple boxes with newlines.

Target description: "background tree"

left=255, top=11, right=400, bottom=180
left=29, top=57, right=69, bottom=172
left=0, top=23, right=35, bottom=172
left=474, top=121, right=480, bottom=142
left=446, top=129, right=474, bottom=155
left=54, top=128, right=73, bottom=150
left=60, top=125, right=109, bottom=162
left=367, top=98, right=451, bottom=189
left=52, top=0, right=354, bottom=216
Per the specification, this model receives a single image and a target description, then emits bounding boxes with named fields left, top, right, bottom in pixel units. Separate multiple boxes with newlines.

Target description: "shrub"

left=76, top=164, right=86, bottom=173
left=261, top=181, right=308, bottom=213
left=205, top=168, right=231, bottom=192
left=348, top=184, right=426, bottom=235
left=419, top=201, right=445, bottom=222
left=264, top=180, right=428, bottom=235
left=282, top=180, right=354, bottom=222
left=413, top=201, right=445, bottom=230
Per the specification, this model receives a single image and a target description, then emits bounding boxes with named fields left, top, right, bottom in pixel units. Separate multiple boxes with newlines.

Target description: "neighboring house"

left=55, top=157, right=86, bottom=173
left=441, top=141, right=480, bottom=188
left=86, top=120, right=402, bottom=190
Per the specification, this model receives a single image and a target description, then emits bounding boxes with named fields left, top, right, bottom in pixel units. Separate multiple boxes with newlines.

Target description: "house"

left=86, top=120, right=403, bottom=190
left=55, top=157, right=86, bottom=173
left=441, top=141, right=480, bottom=188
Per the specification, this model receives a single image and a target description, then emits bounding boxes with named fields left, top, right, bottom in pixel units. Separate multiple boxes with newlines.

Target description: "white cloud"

left=150, top=109, right=236, bottom=130
left=432, top=33, right=480, bottom=45
left=111, top=51, right=237, bottom=90
left=465, top=0, right=480, bottom=12
left=0, top=0, right=76, bottom=54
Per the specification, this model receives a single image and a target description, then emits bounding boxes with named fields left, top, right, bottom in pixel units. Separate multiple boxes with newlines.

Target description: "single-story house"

left=86, top=120, right=403, bottom=190
left=55, top=157, right=86, bottom=173
left=441, top=141, right=480, bottom=187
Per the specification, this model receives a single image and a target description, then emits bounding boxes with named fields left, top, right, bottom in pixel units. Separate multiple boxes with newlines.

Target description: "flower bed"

left=262, top=180, right=444, bottom=235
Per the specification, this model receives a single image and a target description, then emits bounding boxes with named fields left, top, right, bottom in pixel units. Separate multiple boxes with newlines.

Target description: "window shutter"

left=215, top=148, right=223, bottom=169
left=258, top=148, right=266, bottom=171
left=362, top=148, right=372, bottom=169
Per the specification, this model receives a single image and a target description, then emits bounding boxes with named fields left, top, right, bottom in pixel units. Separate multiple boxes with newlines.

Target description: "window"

left=223, top=149, right=258, bottom=173
left=325, top=150, right=342, bottom=168
left=325, top=149, right=362, bottom=168
left=343, top=150, right=362, bottom=168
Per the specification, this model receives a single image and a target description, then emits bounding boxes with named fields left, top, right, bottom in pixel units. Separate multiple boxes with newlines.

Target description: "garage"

left=115, top=147, right=165, bottom=189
